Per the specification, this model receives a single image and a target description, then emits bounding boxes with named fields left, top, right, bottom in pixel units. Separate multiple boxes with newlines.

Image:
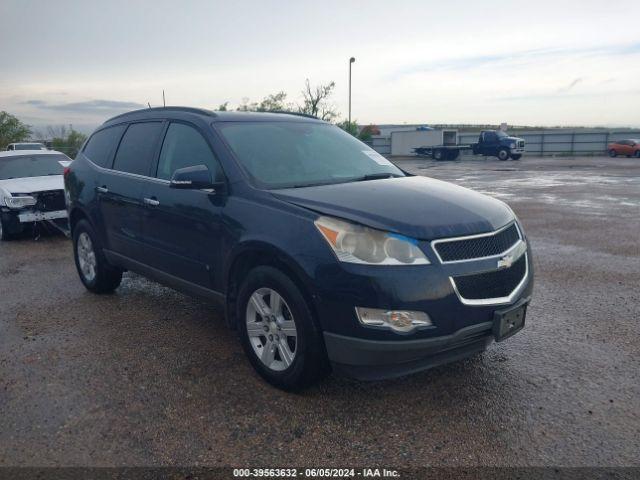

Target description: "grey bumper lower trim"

left=324, top=321, right=493, bottom=368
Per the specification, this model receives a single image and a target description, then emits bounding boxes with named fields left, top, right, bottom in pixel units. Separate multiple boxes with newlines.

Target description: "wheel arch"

left=224, top=241, right=319, bottom=331
left=69, top=206, right=90, bottom=233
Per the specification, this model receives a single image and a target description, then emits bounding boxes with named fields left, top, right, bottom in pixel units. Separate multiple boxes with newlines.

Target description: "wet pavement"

left=0, top=156, right=638, bottom=467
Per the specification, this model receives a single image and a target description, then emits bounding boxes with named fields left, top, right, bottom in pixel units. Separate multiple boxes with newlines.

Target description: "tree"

left=0, top=111, right=31, bottom=150
left=50, top=126, right=87, bottom=158
left=337, top=119, right=358, bottom=137
left=236, top=97, right=258, bottom=112
left=359, top=124, right=380, bottom=141
left=299, top=79, right=338, bottom=121
left=217, top=102, right=229, bottom=111
left=257, top=91, right=293, bottom=112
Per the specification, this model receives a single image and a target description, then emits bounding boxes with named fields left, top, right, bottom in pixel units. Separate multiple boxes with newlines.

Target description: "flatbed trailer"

left=412, top=144, right=473, bottom=161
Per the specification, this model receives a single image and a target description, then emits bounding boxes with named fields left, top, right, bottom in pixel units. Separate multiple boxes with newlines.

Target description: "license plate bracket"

left=493, top=303, right=527, bottom=342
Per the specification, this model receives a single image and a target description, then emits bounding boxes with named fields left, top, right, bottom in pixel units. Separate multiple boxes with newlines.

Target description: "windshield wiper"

left=358, top=173, right=402, bottom=181
left=287, top=173, right=402, bottom=189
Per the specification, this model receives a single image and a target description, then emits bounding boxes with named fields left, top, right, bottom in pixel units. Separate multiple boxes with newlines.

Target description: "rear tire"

left=497, top=148, right=510, bottom=161
left=237, top=266, right=330, bottom=390
left=433, top=149, right=444, bottom=161
left=510, top=154, right=522, bottom=160
left=73, top=219, right=122, bottom=293
left=609, top=149, right=617, bottom=157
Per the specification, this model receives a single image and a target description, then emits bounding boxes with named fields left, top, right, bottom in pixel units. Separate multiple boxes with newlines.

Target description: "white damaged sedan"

left=0, top=150, right=71, bottom=240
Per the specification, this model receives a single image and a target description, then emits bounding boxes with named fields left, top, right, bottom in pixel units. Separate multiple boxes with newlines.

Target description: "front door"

left=141, top=122, right=226, bottom=289
left=480, top=131, right=498, bottom=155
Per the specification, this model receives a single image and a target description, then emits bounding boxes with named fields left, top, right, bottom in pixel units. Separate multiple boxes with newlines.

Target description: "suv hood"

left=0, top=175, right=64, bottom=195
left=271, top=176, right=514, bottom=240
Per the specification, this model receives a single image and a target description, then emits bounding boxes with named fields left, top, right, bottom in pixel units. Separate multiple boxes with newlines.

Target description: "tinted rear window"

left=14, top=143, right=46, bottom=150
left=84, top=125, right=126, bottom=167
left=112, top=122, right=163, bottom=176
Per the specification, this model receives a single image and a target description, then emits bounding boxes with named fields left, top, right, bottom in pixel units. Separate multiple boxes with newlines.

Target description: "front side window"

left=84, top=125, right=126, bottom=167
left=217, top=121, right=403, bottom=189
left=156, top=123, right=223, bottom=181
left=0, top=154, right=67, bottom=180
left=112, top=122, right=163, bottom=176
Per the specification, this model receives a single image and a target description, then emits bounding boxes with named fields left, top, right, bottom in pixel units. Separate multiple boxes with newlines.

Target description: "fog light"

left=355, top=307, right=432, bottom=333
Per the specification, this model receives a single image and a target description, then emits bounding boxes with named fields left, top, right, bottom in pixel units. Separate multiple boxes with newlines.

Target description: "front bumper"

left=326, top=296, right=530, bottom=380
left=17, top=209, right=67, bottom=223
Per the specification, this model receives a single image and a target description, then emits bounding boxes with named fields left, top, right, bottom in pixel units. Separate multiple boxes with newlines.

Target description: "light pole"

left=348, top=57, right=355, bottom=127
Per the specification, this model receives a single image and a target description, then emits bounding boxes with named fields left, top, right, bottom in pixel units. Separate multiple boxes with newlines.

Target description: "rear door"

left=141, top=121, right=226, bottom=288
left=98, top=121, right=164, bottom=259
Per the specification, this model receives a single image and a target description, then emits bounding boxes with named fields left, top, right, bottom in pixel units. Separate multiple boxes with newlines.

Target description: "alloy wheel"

left=245, top=287, right=298, bottom=371
left=77, top=232, right=97, bottom=282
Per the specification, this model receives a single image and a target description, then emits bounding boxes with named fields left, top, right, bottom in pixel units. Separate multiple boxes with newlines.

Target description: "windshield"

left=217, top=122, right=404, bottom=189
left=496, top=131, right=508, bottom=138
left=13, top=143, right=46, bottom=150
left=0, top=154, right=67, bottom=180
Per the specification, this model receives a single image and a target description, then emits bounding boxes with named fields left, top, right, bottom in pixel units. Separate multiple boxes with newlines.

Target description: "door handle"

left=143, top=197, right=160, bottom=206
left=96, top=186, right=108, bottom=193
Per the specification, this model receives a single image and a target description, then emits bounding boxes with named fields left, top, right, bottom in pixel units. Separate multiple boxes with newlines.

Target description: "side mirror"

left=170, top=164, right=226, bottom=194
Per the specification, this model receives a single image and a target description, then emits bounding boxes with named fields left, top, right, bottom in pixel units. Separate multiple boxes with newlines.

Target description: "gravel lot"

left=1, top=156, right=638, bottom=468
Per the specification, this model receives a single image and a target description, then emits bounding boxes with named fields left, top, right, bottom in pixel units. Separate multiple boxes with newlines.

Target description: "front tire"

left=73, top=219, right=122, bottom=293
left=635, top=150, right=640, bottom=158
left=237, top=266, right=329, bottom=390
left=497, top=148, right=510, bottom=161
left=609, top=149, right=617, bottom=157
left=0, top=218, right=11, bottom=241
left=510, top=154, right=522, bottom=160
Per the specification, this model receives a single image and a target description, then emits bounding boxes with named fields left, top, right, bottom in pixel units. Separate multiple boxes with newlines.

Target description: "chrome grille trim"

left=431, top=221, right=523, bottom=264
left=449, top=251, right=529, bottom=306
left=431, top=222, right=530, bottom=305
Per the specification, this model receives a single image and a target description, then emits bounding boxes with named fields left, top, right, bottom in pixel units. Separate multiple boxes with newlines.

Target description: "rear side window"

left=156, top=123, right=223, bottom=181
left=112, top=122, right=163, bottom=176
left=83, top=125, right=126, bottom=167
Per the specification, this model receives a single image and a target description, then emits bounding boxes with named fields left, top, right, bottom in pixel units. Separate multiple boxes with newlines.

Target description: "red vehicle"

left=608, top=139, right=640, bottom=158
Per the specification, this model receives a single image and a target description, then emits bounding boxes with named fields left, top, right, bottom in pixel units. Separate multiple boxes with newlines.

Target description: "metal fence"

left=367, top=129, right=640, bottom=157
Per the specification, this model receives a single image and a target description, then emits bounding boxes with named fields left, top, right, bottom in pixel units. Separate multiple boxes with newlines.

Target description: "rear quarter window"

left=112, top=122, right=163, bottom=176
left=83, top=125, right=126, bottom=167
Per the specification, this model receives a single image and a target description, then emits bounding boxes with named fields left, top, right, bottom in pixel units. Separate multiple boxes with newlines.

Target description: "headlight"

left=314, top=216, right=430, bottom=265
left=4, top=195, right=36, bottom=209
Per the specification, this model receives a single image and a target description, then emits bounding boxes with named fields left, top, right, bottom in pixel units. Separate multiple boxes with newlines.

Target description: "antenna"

left=162, top=90, right=166, bottom=107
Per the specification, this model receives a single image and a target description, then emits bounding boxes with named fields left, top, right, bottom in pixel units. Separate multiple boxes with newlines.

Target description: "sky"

left=1, top=0, right=639, bottom=134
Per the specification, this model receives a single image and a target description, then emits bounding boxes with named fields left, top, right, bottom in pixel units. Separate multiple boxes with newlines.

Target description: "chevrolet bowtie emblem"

left=497, top=254, right=514, bottom=269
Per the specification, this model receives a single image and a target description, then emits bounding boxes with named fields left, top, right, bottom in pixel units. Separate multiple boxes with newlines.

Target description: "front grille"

left=33, top=190, right=66, bottom=212
left=518, top=140, right=525, bottom=148
left=434, top=223, right=520, bottom=262
left=452, top=254, right=527, bottom=300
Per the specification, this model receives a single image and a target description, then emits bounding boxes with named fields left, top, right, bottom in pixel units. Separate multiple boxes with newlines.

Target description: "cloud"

left=23, top=99, right=145, bottom=114
left=392, top=42, right=640, bottom=78
left=558, top=78, right=583, bottom=93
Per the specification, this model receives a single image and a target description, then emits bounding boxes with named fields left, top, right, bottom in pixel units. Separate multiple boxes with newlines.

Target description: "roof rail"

left=269, top=110, right=319, bottom=120
left=104, top=106, right=217, bottom=124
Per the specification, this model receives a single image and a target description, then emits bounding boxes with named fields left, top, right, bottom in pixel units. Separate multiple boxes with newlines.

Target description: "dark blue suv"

left=65, top=107, right=533, bottom=390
